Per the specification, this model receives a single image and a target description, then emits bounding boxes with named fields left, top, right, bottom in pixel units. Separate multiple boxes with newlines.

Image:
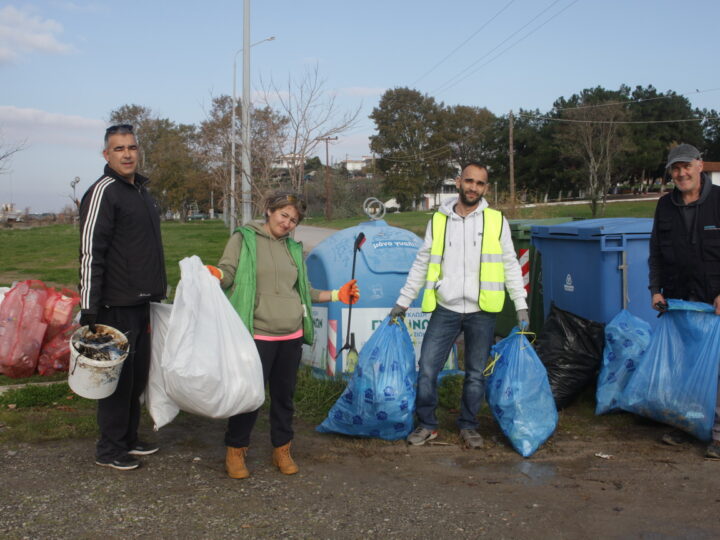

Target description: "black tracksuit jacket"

left=79, top=165, right=167, bottom=315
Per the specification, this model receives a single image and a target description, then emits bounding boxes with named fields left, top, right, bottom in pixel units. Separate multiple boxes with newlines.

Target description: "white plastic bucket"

left=68, top=324, right=129, bottom=399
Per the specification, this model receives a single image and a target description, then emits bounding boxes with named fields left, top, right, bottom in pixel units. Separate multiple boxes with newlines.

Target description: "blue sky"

left=1, top=0, right=719, bottom=212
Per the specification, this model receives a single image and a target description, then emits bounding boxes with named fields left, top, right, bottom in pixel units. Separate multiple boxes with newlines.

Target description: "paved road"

left=294, top=225, right=337, bottom=253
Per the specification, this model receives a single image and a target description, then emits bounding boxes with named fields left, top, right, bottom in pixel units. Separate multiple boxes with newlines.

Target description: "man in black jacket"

left=649, top=143, right=720, bottom=460
left=79, top=124, right=167, bottom=470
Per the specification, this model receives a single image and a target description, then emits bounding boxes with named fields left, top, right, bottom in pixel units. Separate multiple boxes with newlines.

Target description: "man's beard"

left=458, top=188, right=482, bottom=206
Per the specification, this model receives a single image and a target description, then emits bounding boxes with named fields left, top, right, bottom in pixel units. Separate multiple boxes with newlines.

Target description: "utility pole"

left=318, top=136, right=337, bottom=220
left=508, top=109, right=516, bottom=211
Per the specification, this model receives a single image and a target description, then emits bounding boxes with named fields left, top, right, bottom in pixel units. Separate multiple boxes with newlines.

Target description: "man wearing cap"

left=648, top=143, right=720, bottom=460
left=389, top=162, right=528, bottom=449
left=79, top=124, right=167, bottom=470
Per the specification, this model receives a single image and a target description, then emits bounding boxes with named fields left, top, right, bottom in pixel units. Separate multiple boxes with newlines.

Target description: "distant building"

left=0, top=203, right=22, bottom=222
left=340, top=156, right=374, bottom=174
left=271, top=153, right=304, bottom=170
left=704, top=161, right=720, bottom=186
left=384, top=177, right=458, bottom=211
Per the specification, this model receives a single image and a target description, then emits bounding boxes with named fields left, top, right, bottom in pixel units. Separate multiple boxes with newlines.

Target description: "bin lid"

left=307, top=220, right=422, bottom=275
left=509, top=217, right=573, bottom=239
left=360, top=221, right=422, bottom=273
left=531, top=217, right=653, bottom=240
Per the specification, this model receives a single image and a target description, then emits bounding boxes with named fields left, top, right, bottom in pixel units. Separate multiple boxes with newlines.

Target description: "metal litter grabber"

left=339, top=232, right=365, bottom=372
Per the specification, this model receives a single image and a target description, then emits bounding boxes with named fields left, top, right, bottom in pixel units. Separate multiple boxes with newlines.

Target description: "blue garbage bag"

left=317, top=316, right=416, bottom=441
left=595, top=310, right=651, bottom=415
left=621, top=300, right=720, bottom=441
left=486, top=327, right=558, bottom=457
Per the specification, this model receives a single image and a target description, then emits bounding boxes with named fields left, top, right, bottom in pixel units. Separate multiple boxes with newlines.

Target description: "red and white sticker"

left=518, top=248, right=530, bottom=292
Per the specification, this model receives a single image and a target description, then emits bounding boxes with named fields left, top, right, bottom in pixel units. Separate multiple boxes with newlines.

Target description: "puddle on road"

left=511, top=461, right=557, bottom=486
left=433, top=456, right=559, bottom=486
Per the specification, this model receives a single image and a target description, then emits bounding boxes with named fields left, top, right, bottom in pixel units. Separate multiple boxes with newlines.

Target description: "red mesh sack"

left=0, top=280, right=49, bottom=378
left=44, top=288, right=80, bottom=342
left=38, top=323, right=80, bottom=376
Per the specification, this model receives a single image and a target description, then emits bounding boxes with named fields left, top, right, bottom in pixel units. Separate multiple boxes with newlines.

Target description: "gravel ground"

left=2, top=411, right=720, bottom=539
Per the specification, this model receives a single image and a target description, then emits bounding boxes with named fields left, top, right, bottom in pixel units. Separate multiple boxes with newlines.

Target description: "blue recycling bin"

left=531, top=218, right=656, bottom=328
left=305, top=219, right=421, bottom=308
left=303, top=219, right=459, bottom=378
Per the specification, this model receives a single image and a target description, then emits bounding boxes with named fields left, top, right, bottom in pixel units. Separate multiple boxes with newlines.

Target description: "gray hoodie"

left=396, top=196, right=527, bottom=313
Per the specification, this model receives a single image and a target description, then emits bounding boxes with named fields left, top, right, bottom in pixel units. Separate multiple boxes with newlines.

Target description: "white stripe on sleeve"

left=80, top=177, right=114, bottom=309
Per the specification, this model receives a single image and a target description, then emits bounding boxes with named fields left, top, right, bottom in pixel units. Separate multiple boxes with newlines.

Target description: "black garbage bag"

left=534, top=304, right=605, bottom=409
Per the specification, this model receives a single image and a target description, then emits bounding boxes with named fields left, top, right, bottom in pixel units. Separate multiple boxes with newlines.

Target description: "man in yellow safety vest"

left=390, top=162, right=528, bottom=449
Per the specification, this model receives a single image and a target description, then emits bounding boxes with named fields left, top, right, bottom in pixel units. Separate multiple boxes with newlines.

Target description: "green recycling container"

left=495, top=217, right=572, bottom=337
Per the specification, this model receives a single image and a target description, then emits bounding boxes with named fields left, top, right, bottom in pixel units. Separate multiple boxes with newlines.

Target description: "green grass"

left=160, top=220, right=232, bottom=294
left=0, top=383, right=97, bottom=443
left=0, top=372, right=67, bottom=386
left=293, top=366, right=347, bottom=424
left=0, top=382, right=77, bottom=407
left=309, top=199, right=658, bottom=236
left=0, top=220, right=231, bottom=290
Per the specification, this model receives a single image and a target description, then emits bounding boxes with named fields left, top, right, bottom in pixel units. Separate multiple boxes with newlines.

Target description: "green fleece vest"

left=227, top=227, right=314, bottom=345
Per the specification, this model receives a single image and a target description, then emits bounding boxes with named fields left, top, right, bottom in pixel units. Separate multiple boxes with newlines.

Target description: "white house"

left=705, top=161, right=720, bottom=186
left=271, top=153, right=304, bottom=170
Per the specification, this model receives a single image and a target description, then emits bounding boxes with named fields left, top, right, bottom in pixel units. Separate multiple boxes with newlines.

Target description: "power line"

left=517, top=112, right=719, bottom=125
left=374, top=122, right=497, bottom=163
left=432, top=0, right=577, bottom=95
left=411, top=0, right=517, bottom=87
left=379, top=146, right=452, bottom=162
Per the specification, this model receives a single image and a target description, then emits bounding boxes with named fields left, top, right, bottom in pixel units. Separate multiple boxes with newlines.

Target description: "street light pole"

left=241, top=0, right=252, bottom=226
left=230, top=57, right=238, bottom=232
left=230, top=32, right=275, bottom=232
left=70, top=176, right=80, bottom=229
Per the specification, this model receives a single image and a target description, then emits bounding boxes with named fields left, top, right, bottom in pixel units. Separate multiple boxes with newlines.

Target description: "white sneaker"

left=406, top=427, right=438, bottom=446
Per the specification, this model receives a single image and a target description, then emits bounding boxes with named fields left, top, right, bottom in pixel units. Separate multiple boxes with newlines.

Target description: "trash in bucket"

left=69, top=324, right=129, bottom=399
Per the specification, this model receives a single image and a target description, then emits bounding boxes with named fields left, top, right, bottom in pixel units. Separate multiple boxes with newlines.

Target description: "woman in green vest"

left=208, top=192, right=359, bottom=479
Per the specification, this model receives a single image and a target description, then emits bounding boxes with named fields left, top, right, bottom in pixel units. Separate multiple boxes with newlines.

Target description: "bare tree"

left=261, top=64, right=361, bottom=192
left=197, top=96, right=288, bottom=219
left=555, top=87, right=630, bottom=216
left=0, top=129, right=26, bottom=174
left=197, top=95, right=234, bottom=221
left=249, top=105, right=288, bottom=211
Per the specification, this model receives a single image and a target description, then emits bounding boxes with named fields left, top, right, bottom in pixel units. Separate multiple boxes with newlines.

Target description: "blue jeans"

left=415, top=305, right=496, bottom=431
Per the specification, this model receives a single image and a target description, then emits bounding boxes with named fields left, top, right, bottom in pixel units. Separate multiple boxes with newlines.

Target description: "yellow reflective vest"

left=420, top=208, right=506, bottom=313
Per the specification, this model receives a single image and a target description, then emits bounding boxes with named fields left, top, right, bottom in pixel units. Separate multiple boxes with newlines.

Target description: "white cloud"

left=0, top=5, right=74, bottom=63
left=0, top=106, right=103, bottom=130
left=340, top=87, right=386, bottom=97
left=0, top=106, right=105, bottom=148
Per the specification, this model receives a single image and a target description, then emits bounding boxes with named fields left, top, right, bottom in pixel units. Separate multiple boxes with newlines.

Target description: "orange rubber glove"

left=206, top=265, right=223, bottom=281
left=334, top=279, right=359, bottom=305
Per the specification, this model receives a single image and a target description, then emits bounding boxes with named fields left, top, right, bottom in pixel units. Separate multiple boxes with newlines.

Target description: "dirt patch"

left=1, top=410, right=719, bottom=539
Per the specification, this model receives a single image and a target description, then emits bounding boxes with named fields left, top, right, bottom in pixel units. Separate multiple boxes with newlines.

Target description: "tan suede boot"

left=271, top=442, right=299, bottom=475
left=225, top=446, right=249, bottom=479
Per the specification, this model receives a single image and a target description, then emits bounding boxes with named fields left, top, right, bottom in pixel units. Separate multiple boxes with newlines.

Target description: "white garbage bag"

left=146, top=302, right=179, bottom=429
left=147, top=256, right=265, bottom=429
